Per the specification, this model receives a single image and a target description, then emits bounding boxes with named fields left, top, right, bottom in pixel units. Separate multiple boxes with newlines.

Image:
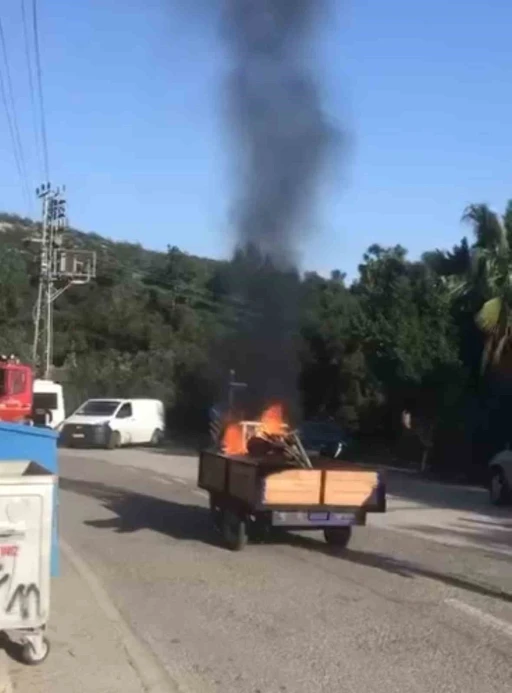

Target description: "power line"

left=0, top=64, right=25, bottom=194
left=0, top=14, right=32, bottom=211
left=31, top=0, right=49, bottom=180
left=21, top=0, right=43, bottom=180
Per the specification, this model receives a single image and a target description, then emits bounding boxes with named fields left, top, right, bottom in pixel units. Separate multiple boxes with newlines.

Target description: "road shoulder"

left=8, top=541, right=173, bottom=693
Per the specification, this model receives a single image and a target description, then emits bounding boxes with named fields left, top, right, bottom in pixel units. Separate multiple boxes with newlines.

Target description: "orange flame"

left=222, top=422, right=247, bottom=456
left=259, top=403, right=285, bottom=435
left=221, top=402, right=287, bottom=456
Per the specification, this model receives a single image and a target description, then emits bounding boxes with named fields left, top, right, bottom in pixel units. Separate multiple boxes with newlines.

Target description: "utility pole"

left=32, top=183, right=96, bottom=379
left=227, top=369, right=247, bottom=414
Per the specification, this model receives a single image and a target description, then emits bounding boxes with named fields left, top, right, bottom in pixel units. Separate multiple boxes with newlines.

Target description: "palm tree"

left=459, top=202, right=512, bottom=371
left=422, top=237, right=471, bottom=278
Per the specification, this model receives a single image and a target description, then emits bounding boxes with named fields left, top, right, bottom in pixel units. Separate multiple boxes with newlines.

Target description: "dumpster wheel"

left=21, top=636, right=50, bottom=666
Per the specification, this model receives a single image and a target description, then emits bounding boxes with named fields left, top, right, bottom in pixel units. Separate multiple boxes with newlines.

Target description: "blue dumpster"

left=0, top=423, right=59, bottom=576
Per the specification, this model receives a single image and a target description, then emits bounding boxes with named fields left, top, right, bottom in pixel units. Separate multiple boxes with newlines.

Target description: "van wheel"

left=107, top=431, right=121, bottom=450
left=150, top=429, right=163, bottom=446
left=489, top=467, right=511, bottom=506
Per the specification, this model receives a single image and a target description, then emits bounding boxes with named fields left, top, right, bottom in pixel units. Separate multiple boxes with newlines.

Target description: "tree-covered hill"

left=1, top=205, right=511, bottom=479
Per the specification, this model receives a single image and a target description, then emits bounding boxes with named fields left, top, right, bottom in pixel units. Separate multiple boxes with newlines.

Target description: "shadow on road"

left=282, top=533, right=512, bottom=604
left=60, top=475, right=217, bottom=545
left=0, top=632, right=27, bottom=664
left=60, top=475, right=512, bottom=605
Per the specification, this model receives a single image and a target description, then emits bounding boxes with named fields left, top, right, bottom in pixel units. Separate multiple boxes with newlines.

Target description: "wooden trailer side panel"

left=323, top=470, right=379, bottom=507
left=262, top=469, right=322, bottom=506
left=198, top=452, right=227, bottom=492
left=198, top=452, right=385, bottom=511
left=228, top=461, right=259, bottom=505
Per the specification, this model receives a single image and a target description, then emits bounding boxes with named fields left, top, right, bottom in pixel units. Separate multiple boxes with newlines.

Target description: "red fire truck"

left=0, top=355, right=34, bottom=423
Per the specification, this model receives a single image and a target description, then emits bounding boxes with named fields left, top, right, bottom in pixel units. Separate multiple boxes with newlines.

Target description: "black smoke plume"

left=218, top=0, right=336, bottom=421
left=219, top=0, right=337, bottom=421
left=224, top=0, right=334, bottom=262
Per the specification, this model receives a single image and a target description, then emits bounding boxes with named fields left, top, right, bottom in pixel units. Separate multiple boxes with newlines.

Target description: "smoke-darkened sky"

left=224, top=0, right=337, bottom=266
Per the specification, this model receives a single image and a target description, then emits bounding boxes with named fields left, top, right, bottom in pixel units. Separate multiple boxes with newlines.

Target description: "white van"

left=60, top=398, right=165, bottom=449
left=32, top=379, right=65, bottom=430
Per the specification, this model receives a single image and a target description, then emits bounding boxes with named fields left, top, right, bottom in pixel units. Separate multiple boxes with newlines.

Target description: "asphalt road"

left=58, top=447, right=512, bottom=693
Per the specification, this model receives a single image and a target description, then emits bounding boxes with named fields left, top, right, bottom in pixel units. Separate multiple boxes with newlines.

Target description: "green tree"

left=0, top=245, right=32, bottom=359
left=449, top=202, right=512, bottom=372
left=351, top=245, right=461, bottom=441
left=299, top=270, right=365, bottom=428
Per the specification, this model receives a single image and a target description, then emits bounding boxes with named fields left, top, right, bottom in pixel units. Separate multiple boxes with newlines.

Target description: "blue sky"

left=1, top=0, right=511, bottom=279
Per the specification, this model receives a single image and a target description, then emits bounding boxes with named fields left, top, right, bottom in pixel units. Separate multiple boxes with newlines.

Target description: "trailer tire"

left=324, top=526, right=352, bottom=549
left=249, top=516, right=270, bottom=543
left=222, top=509, right=248, bottom=551
left=209, top=494, right=223, bottom=531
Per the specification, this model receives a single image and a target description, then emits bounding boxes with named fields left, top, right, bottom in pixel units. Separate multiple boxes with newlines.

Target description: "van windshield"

left=75, top=400, right=120, bottom=416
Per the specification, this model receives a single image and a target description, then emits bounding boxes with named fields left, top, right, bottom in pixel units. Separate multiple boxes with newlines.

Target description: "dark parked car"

left=299, top=420, right=351, bottom=459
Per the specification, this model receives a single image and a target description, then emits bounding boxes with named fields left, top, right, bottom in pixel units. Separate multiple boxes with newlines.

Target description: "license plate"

left=72, top=433, right=85, bottom=439
left=331, top=513, right=356, bottom=526
left=308, top=511, right=329, bottom=522
left=271, top=511, right=357, bottom=527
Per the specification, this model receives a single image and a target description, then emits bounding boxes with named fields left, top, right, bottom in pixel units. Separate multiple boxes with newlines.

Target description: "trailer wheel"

left=209, top=494, right=223, bottom=531
left=249, top=515, right=271, bottom=543
left=324, top=526, right=352, bottom=549
left=222, top=509, right=248, bottom=551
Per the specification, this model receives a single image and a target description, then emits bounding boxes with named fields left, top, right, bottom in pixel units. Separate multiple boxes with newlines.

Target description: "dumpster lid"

left=0, top=460, right=56, bottom=483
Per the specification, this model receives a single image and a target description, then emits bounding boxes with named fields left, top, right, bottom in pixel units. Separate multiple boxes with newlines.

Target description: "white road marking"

left=446, top=598, right=512, bottom=639
left=192, top=489, right=208, bottom=498
left=61, top=540, right=181, bottom=692
left=156, top=478, right=174, bottom=486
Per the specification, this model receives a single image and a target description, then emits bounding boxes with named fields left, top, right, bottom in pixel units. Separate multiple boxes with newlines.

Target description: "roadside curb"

left=61, top=540, right=181, bottom=693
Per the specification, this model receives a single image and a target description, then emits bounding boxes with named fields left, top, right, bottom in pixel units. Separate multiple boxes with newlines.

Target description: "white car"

left=488, top=448, right=512, bottom=505
left=60, top=398, right=165, bottom=449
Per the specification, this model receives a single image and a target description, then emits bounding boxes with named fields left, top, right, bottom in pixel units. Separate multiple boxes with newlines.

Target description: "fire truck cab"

left=0, top=355, right=34, bottom=423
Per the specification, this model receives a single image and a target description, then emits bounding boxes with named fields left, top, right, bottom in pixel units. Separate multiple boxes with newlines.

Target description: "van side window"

left=116, top=403, right=132, bottom=419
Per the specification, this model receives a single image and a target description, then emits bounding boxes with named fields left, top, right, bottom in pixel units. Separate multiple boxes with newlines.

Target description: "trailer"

left=198, top=449, right=386, bottom=551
